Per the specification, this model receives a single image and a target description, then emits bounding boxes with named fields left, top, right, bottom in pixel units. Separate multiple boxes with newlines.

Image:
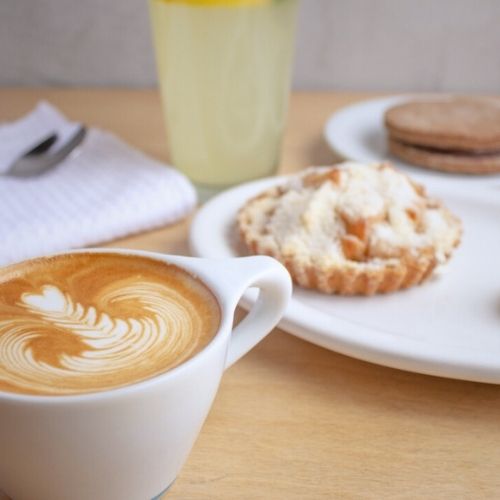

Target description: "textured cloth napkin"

left=0, top=103, right=197, bottom=266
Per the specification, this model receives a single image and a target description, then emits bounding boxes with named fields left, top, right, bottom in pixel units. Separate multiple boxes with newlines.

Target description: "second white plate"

left=190, top=174, right=500, bottom=384
left=323, top=95, right=500, bottom=190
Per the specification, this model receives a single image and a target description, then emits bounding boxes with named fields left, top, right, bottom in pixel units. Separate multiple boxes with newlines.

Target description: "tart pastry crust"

left=237, top=162, right=462, bottom=295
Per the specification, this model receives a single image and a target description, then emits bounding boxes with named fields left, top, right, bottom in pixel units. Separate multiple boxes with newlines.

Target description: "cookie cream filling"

left=247, top=162, right=461, bottom=268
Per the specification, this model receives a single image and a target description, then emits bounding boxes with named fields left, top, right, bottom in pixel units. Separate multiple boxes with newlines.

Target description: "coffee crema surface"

left=0, top=253, right=221, bottom=396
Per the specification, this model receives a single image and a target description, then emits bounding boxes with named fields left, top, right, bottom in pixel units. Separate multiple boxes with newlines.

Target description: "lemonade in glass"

left=149, top=0, right=299, bottom=196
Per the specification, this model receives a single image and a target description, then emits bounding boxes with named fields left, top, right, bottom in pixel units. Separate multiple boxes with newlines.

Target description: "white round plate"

left=190, top=174, right=500, bottom=383
left=323, top=95, right=500, bottom=190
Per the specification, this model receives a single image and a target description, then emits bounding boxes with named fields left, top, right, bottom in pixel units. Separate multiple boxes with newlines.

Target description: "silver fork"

left=6, top=126, right=87, bottom=178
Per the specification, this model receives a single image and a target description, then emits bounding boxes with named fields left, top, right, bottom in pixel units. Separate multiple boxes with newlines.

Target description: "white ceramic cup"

left=0, top=249, right=292, bottom=500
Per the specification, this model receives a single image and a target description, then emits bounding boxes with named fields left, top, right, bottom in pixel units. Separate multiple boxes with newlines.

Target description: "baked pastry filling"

left=238, top=162, right=462, bottom=294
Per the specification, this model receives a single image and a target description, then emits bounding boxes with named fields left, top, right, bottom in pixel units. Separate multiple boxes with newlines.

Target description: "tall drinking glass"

left=149, top=0, right=299, bottom=199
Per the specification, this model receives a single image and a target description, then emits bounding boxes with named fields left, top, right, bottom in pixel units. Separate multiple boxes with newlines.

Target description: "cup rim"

left=0, top=248, right=234, bottom=404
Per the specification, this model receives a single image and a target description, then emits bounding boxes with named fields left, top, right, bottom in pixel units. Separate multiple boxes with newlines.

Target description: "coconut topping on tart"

left=237, top=162, right=462, bottom=295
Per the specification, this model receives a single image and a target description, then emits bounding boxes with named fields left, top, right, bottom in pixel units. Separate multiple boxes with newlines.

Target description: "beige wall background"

left=0, top=0, right=499, bottom=92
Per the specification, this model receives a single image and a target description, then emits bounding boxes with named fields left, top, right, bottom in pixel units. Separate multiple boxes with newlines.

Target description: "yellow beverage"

left=149, top=0, right=298, bottom=193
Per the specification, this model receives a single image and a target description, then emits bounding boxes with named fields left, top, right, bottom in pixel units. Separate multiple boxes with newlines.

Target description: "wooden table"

left=1, top=89, right=500, bottom=499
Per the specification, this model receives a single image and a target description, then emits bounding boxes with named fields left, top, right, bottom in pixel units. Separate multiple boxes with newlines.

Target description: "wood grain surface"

left=1, top=89, right=499, bottom=499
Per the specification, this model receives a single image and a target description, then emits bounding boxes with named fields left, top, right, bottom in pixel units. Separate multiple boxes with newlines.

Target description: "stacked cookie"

left=384, top=97, right=500, bottom=174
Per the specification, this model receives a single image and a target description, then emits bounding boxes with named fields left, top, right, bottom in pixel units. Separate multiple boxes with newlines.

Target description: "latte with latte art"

left=0, top=253, right=221, bottom=396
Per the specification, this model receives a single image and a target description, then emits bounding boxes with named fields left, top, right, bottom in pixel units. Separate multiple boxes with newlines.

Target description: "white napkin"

left=0, top=103, right=197, bottom=266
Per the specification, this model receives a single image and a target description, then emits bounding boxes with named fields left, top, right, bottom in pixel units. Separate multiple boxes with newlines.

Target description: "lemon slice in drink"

left=158, top=0, right=269, bottom=6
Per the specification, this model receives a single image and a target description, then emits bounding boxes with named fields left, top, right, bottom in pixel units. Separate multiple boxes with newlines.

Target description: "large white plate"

left=323, top=95, right=500, bottom=190
left=190, top=174, right=500, bottom=384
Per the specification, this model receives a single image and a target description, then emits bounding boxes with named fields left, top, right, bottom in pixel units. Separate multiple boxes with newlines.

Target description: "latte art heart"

left=0, top=253, right=221, bottom=396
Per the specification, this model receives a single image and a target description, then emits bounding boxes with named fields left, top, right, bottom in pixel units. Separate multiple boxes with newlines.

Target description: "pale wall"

left=1, top=0, right=499, bottom=91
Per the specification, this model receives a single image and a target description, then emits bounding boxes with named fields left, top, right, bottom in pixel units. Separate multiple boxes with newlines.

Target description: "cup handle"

left=217, top=256, right=292, bottom=369
left=131, top=252, right=292, bottom=369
